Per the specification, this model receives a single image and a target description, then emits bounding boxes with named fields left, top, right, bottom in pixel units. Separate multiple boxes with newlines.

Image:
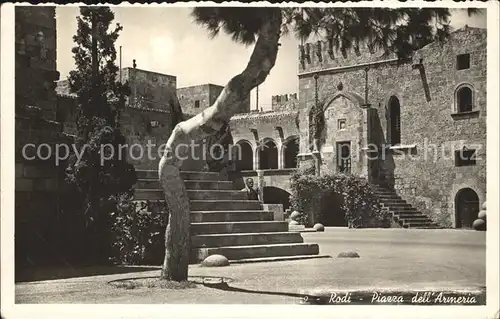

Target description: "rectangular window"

left=456, top=54, right=470, bottom=70
left=150, top=121, right=159, bottom=128
left=455, top=149, right=476, bottom=167
left=194, top=100, right=200, bottom=108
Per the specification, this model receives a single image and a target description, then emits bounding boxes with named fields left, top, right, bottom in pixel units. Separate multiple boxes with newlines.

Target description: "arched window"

left=234, top=141, right=253, bottom=171
left=388, top=96, right=401, bottom=146
left=258, top=139, right=278, bottom=170
left=456, top=86, right=473, bottom=113
left=283, top=137, right=299, bottom=168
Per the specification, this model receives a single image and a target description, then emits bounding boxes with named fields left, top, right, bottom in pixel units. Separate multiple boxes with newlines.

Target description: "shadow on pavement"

left=203, top=281, right=309, bottom=302
left=16, top=265, right=160, bottom=283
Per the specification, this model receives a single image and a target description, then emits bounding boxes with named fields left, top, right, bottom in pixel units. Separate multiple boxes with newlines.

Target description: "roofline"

left=177, top=83, right=224, bottom=90
left=122, top=67, right=177, bottom=79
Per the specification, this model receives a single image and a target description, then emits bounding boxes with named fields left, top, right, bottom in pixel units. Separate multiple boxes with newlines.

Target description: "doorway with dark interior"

left=455, top=188, right=480, bottom=228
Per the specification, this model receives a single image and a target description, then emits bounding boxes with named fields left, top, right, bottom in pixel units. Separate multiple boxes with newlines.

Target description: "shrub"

left=290, top=170, right=389, bottom=227
left=110, top=197, right=168, bottom=265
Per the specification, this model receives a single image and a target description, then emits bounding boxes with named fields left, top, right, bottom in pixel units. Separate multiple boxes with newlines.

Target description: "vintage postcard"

left=1, top=1, right=499, bottom=318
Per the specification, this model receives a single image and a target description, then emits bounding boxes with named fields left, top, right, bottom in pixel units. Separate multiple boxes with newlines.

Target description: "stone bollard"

left=290, top=210, right=301, bottom=221
left=313, top=223, right=325, bottom=232
left=201, top=254, right=230, bottom=267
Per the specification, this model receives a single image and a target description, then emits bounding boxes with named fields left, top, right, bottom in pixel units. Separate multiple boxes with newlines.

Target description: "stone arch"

left=306, top=91, right=365, bottom=124
left=387, top=95, right=402, bottom=146
left=233, top=139, right=254, bottom=171
left=307, top=91, right=365, bottom=153
left=454, top=83, right=475, bottom=113
left=450, top=180, right=485, bottom=228
left=454, top=188, right=480, bottom=228
left=282, top=136, right=299, bottom=168
left=322, top=91, right=365, bottom=113
left=263, top=186, right=292, bottom=210
left=257, top=137, right=278, bottom=170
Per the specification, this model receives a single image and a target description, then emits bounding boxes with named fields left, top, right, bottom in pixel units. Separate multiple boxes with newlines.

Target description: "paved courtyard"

left=15, top=228, right=486, bottom=304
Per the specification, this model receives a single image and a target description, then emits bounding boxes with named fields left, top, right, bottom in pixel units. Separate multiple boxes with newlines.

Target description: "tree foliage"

left=290, top=170, right=389, bottom=227
left=193, top=8, right=453, bottom=58
left=66, top=7, right=136, bottom=261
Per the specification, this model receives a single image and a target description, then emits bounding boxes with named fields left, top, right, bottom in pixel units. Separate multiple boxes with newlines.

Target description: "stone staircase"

left=371, top=184, right=439, bottom=229
left=134, top=170, right=322, bottom=264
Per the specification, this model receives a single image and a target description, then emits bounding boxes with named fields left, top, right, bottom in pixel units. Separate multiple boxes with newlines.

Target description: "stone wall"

left=271, top=93, right=299, bottom=111
left=57, top=96, right=175, bottom=171
left=15, top=6, right=60, bottom=121
left=298, top=27, right=487, bottom=227
left=178, top=83, right=250, bottom=117
left=57, top=67, right=181, bottom=171
left=14, top=6, right=74, bottom=266
left=123, top=68, right=177, bottom=112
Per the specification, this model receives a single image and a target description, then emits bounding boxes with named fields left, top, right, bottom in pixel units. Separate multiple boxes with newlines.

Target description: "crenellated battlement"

left=298, top=39, right=396, bottom=74
left=271, top=93, right=298, bottom=111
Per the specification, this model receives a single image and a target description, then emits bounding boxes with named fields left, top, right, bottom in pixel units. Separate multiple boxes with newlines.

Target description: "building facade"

left=178, top=83, right=251, bottom=117
left=14, top=6, right=74, bottom=267
left=295, top=26, right=486, bottom=228
left=56, top=68, right=181, bottom=170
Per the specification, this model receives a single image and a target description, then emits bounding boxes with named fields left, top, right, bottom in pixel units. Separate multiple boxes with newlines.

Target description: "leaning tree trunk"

left=158, top=9, right=282, bottom=281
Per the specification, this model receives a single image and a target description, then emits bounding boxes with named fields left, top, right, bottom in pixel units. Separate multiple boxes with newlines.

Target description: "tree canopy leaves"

left=192, top=7, right=455, bottom=58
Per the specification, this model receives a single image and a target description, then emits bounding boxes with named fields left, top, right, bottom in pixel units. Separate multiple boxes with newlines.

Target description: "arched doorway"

left=455, top=188, right=479, bottom=228
left=234, top=141, right=253, bottom=171
left=318, top=192, right=346, bottom=226
left=388, top=96, right=401, bottom=146
left=283, top=137, right=299, bottom=168
left=263, top=186, right=291, bottom=210
left=258, top=139, right=278, bottom=169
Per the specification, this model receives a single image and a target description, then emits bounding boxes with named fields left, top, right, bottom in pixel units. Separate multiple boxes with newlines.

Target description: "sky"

left=56, top=7, right=487, bottom=111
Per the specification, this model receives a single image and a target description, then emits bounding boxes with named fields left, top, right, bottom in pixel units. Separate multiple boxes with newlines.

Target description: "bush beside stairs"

left=133, top=170, right=323, bottom=264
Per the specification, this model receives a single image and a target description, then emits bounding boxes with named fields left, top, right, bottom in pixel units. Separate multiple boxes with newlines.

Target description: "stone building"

left=178, top=83, right=251, bottom=117
left=56, top=67, right=181, bottom=170
left=14, top=6, right=73, bottom=267
left=294, top=26, right=486, bottom=228
left=227, top=95, right=300, bottom=210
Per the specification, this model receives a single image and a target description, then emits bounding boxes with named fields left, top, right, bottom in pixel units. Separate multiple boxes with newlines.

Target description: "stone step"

left=376, top=194, right=402, bottom=199
left=400, top=216, right=433, bottom=223
left=190, top=210, right=274, bottom=223
left=190, top=243, right=320, bottom=263
left=185, top=180, right=234, bottom=190
left=190, top=200, right=262, bottom=211
left=382, top=203, right=412, bottom=209
left=134, top=189, right=248, bottom=201
left=136, top=170, right=222, bottom=181
left=191, top=221, right=288, bottom=235
left=134, top=179, right=234, bottom=191
left=395, top=213, right=428, bottom=219
left=229, top=254, right=331, bottom=264
left=187, top=190, right=247, bottom=200
left=387, top=207, right=420, bottom=213
left=191, top=232, right=303, bottom=248
left=405, top=221, right=437, bottom=228
left=181, top=171, right=223, bottom=181
left=378, top=198, right=407, bottom=204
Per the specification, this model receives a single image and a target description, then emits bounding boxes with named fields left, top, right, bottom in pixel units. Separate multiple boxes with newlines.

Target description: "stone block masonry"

left=297, top=26, right=487, bottom=228
left=178, top=83, right=251, bottom=117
